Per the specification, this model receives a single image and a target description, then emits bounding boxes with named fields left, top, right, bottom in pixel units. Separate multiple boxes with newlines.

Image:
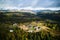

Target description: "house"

left=13, top=23, right=18, bottom=27
left=9, top=29, right=13, bottom=32
left=28, top=30, right=33, bottom=33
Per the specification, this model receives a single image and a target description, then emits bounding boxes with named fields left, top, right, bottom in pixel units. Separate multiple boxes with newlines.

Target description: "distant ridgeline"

left=0, top=10, right=60, bottom=23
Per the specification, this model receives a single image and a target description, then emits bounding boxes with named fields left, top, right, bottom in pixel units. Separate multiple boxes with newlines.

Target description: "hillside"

left=0, top=10, right=60, bottom=40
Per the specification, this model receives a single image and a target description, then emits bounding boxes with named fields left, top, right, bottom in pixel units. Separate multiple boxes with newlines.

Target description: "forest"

left=0, top=11, right=60, bottom=40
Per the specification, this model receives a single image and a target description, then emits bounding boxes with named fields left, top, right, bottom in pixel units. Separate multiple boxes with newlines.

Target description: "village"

left=9, top=21, right=50, bottom=33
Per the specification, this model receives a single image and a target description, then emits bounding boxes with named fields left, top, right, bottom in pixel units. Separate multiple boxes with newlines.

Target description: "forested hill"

left=0, top=10, right=60, bottom=40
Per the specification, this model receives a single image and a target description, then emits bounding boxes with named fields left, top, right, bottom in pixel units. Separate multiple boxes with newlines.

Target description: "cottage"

left=9, top=30, right=13, bottom=32
left=13, top=23, right=18, bottom=27
left=28, top=30, right=33, bottom=33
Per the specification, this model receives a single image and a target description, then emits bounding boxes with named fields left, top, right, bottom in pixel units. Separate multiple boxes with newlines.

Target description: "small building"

left=13, top=23, right=18, bottom=27
left=9, top=30, right=13, bottom=32
left=28, top=30, right=33, bottom=33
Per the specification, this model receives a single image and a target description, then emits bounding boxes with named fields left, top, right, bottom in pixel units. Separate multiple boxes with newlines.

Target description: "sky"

left=0, top=0, right=60, bottom=10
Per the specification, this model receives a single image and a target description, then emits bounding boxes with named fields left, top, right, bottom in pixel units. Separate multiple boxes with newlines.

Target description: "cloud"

left=20, top=7, right=60, bottom=10
left=0, top=0, right=60, bottom=10
left=0, top=5, right=60, bottom=10
left=33, top=0, right=55, bottom=7
left=53, top=0, right=60, bottom=7
left=30, top=0, right=39, bottom=7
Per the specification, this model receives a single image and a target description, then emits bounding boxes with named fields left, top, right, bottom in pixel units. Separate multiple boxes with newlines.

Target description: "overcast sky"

left=0, top=0, right=60, bottom=10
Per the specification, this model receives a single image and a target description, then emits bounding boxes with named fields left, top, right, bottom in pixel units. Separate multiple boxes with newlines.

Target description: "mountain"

left=33, top=10, right=60, bottom=14
left=0, top=9, right=60, bottom=14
